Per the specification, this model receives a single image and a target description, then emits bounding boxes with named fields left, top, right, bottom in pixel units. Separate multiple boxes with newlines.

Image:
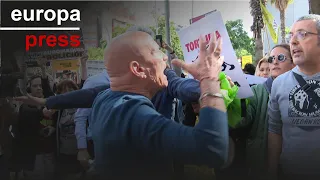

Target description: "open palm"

left=172, top=32, right=224, bottom=81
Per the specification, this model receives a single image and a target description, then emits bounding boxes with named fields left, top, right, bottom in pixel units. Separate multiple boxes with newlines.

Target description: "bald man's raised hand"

left=171, top=32, right=224, bottom=81
left=172, top=32, right=226, bottom=112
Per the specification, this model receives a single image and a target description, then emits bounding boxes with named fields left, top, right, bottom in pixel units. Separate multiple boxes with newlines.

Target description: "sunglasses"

left=268, top=54, right=290, bottom=63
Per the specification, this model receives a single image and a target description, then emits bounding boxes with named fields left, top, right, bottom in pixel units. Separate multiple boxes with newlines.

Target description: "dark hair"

left=56, top=80, right=78, bottom=94
left=28, top=75, right=42, bottom=85
left=271, top=43, right=292, bottom=61
left=243, top=63, right=256, bottom=75
left=26, top=75, right=42, bottom=93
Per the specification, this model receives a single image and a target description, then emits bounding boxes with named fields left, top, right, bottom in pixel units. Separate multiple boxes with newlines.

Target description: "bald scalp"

left=104, top=31, right=154, bottom=77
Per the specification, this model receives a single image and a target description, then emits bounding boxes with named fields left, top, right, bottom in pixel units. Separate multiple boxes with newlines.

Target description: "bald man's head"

left=105, top=31, right=169, bottom=95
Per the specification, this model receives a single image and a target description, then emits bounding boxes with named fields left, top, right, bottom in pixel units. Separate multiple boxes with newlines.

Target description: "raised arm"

left=13, top=85, right=109, bottom=109
left=46, top=85, right=108, bottom=109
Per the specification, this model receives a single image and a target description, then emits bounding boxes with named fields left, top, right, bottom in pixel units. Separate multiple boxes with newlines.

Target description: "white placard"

left=245, top=74, right=267, bottom=86
left=178, top=11, right=253, bottom=98
left=86, top=60, right=105, bottom=77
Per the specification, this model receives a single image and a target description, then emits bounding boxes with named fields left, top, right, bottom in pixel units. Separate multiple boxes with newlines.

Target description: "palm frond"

left=270, top=0, right=290, bottom=11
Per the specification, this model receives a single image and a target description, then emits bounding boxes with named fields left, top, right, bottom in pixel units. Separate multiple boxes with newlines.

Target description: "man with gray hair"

left=268, top=14, right=320, bottom=180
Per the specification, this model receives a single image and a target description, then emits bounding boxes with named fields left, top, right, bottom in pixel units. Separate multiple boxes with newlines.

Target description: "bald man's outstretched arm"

left=129, top=98, right=228, bottom=168
left=46, top=85, right=109, bottom=109
left=165, top=69, right=200, bottom=103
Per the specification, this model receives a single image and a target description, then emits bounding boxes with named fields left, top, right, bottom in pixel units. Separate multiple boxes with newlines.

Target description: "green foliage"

left=99, top=39, right=107, bottom=49
left=87, top=24, right=132, bottom=60
left=235, top=49, right=251, bottom=58
left=150, top=16, right=184, bottom=60
left=225, top=19, right=255, bottom=58
left=112, top=24, right=132, bottom=38
left=87, top=17, right=184, bottom=60
left=285, top=27, right=291, bottom=34
left=87, top=47, right=104, bottom=60
left=87, top=40, right=109, bottom=60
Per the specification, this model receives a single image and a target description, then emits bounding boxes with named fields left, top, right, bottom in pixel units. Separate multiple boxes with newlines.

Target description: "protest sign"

left=86, top=60, right=105, bottom=77
left=245, top=74, right=267, bottom=87
left=52, top=59, right=80, bottom=71
left=178, top=11, right=253, bottom=98
left=241, top=55, right=253, bottom=69
left=189, top=10, right=216, bottom=24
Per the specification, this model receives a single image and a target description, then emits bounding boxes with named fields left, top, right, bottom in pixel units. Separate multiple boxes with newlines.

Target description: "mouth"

left=292, top=49, right=303, bottom=56
left=272, top=67, right=281, bottom=71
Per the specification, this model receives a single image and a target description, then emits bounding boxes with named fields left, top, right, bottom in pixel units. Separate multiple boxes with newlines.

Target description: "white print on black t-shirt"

left=288, top=80, right=320, bottom=128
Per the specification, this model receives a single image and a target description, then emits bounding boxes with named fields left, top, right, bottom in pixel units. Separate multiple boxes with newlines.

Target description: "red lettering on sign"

left=184, top=31, right=221, bottom=52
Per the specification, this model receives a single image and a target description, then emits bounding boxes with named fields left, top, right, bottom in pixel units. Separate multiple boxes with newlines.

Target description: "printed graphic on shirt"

left=60, top=109, right=76, bottom=137
left=288, top=80, right=320, bottom=129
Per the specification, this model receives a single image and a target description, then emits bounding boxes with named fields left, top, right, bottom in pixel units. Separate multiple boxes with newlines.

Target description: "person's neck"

left=111, top=85, right=155, bottom=99
left=110, top=76, right=157, bottom=99
left=298, top=64, right=320, bottom=76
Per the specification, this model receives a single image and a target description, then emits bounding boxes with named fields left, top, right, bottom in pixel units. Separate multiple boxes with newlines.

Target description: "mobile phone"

left=156, top=35, right=163, bottom=47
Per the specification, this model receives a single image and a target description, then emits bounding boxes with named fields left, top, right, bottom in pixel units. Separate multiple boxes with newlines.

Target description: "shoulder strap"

left=241, top=99, right=246, bottom=117
left=292, top=72, right=312, bottom=92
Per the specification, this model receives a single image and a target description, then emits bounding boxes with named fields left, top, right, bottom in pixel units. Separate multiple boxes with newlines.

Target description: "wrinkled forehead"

left=138, top=34, right=158, bottom=48
left=291, top=19, right=317, bottom=32
left=135, top=34, right=160, bottom=54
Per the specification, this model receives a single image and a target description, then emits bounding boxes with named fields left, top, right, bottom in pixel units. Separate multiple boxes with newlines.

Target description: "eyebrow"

left=297, top=28, right=307, bottom=32
left=291, top=28, right=313, bottom=33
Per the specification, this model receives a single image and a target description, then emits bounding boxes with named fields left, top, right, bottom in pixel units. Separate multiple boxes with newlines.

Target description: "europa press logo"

left=7, top=9, right=82, bottom=51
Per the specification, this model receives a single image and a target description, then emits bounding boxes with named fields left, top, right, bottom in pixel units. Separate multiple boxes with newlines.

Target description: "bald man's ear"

left=129, top=61, right=147, bottom=79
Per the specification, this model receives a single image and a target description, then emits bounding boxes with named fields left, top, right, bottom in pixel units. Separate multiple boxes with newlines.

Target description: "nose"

left=271, top=57, right=279, bottom=65
left=290, top=35, right=298, bottom=46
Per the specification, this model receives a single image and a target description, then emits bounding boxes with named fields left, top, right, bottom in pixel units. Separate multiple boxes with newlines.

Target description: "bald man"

left=89, top=31, right=228, bottom=180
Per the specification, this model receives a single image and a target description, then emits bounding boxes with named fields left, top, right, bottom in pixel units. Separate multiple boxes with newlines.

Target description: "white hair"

left=297, top=14, right=320, bottom=34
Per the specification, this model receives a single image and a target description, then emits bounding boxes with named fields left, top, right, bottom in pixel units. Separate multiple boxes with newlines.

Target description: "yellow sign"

left=241, top=55, right=253, bottom=69
left=52, top=59, right=79, bottom=71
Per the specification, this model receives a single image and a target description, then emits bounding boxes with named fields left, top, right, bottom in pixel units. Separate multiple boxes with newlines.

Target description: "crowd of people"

left=0, top=14, right=320, bottom=180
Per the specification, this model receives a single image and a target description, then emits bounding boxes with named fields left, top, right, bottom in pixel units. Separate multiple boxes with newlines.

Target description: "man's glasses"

left=288, top=30, right=319, bottom=42
left=268, top=54, right=290, bottom=63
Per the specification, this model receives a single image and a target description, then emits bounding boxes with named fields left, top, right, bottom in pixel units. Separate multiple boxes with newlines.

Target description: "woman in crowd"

left=255, top=57, right=270, bottom=78
left=53, top=54, right=88, bottom=179
left=54, top=80, right=85, bottom=180
left=235, top=44, right=295, bottom=180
